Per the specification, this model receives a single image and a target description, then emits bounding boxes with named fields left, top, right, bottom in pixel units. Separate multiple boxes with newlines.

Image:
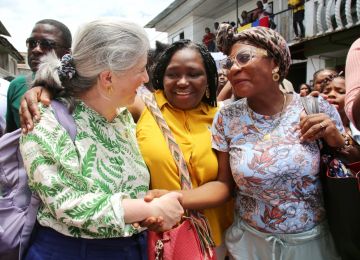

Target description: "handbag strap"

left=138, top=86, right=216, bottom=256
left=300, top=96, right=319, bottom=115
left=301, top=97, right=360, bottom=190
left=137, top=86, right=192, bottom=190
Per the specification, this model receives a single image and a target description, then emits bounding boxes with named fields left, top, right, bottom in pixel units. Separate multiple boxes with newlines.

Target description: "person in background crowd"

left=240, top=10, right=250, bottom=26
left=162, top=24, right=343, bottom=260
left=319, top=71, right=360, bottom=260
left=252, top=1, right=264, bottom=21
left=19, top=39, right=234, bottom=260
left=263, top=0, right=272, bottom=15
left=214, top=22, right=220, bottom=51
left=345, top=38, right=360, bottom=130
left=299, top=83, right=311, bottom=96
left=288, top=0, right=305, bottom=40
left=263, top=0, right=277, bottom=29
left=6, top=19, right=71, bottom=133
left=217, top=68, right=229, bottom=96
left=203, top=27, right=216, bottom=52
left=312, top=68, right=337, bottom=92
left=20, top=19, right=183, bottom=260
left=321, top=74, right=360, bottom=143
left=214, top=22, right=220, bottom=34
left=0, top=77, right=10, bottom=136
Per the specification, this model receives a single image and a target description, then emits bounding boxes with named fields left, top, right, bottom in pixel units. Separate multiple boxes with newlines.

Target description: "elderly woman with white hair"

left=20, top=19, right=183, bottom=260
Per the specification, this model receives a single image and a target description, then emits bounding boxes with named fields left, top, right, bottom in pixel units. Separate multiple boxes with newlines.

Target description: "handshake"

left=124, top=190, right=184, bottom=232
left=144, top=191, right=184, bottom=231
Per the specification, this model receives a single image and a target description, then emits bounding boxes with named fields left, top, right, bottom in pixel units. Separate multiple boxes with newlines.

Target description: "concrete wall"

left=167, top=15, right=194, bottom=42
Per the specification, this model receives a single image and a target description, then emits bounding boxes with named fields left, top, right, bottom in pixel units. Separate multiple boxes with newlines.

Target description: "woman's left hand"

left=131, top=216, right=165, bottom=232
left=299, top=112, right=345, bottom=148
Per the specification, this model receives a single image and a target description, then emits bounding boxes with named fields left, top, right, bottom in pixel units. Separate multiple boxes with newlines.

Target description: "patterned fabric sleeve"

left=318, top=96, right=345, bottom=133
left=20, top=105, right=128, bottom=236
left=211, top=109, right=229, bottom=152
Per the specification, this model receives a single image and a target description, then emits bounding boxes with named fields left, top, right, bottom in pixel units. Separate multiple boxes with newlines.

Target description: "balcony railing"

left=257, top=0, right=360, bottom=43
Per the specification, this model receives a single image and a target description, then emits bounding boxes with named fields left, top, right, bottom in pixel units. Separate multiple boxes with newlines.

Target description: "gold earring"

left=107, top=86, right=113, bottom=94
left=205, top=87, right=210, bottom=98
left=272, top=72, right=280, bottom=82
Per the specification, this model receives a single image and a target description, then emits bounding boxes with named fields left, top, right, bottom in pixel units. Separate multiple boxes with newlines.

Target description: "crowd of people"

left=0, top=12, right=359, bottom=260
left=202, top=0, right=305, bottom=54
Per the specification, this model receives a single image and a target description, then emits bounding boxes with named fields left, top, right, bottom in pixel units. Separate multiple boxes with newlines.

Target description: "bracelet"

left=336, top=133, right=353, bottom=152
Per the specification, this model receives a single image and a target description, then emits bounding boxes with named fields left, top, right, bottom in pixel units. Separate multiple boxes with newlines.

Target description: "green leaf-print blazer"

left=20, top=101, right=150, bottom=238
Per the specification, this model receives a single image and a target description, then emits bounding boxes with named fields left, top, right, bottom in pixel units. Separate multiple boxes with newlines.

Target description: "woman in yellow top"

left=136, top=40, right=233, bottom=251
left=19, top=39, right=233, bottom=259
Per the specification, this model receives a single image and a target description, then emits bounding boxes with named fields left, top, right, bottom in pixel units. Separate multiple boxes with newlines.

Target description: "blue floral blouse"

left=212, top=94, right=344, bottom=234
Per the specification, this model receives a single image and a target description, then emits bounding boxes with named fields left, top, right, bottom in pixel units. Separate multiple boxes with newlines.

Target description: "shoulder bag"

left=138, top=86, right=216, bottom=260
left=300, top=96, right=360, bottom=260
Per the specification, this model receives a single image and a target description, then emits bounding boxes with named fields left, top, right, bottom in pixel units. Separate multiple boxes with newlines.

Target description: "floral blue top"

left=212, top=94, right=344, bottom=234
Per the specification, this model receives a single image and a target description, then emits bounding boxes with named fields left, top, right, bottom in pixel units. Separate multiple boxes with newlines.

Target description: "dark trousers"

left=293, top=9, right=305, bottom=37
left=25, top=225, right=148, bottom=260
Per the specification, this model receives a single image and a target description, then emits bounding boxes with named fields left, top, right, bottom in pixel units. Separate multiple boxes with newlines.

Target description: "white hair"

left=72, top=19, right=149, bottom=78
left=33, top=19, right=150, bottom=100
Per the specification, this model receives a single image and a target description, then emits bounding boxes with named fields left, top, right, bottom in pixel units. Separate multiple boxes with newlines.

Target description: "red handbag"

left=148, top=217, right=216, bottom=260
left=138, top=87, right=216, bottom=260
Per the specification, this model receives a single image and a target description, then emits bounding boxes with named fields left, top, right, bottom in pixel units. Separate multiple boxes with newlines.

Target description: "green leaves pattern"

left=20, top=102, right=150, bottom=238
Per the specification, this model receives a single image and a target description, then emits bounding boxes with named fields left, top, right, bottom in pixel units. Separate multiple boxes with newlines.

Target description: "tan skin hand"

left=299, top=112, right=345, bottom=148
left=20, top=86, right=52, bottom=133
left=140, top=189, right=173, bottom=232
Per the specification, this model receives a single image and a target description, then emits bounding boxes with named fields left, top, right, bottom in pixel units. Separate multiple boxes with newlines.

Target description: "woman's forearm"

left=180, top=181, right=232, bottom=210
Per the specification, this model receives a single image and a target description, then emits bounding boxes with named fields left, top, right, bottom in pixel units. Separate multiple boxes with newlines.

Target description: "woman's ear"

left=272, top=66, right=279, bottom=74
left=98, top=70, right=112, bottom=89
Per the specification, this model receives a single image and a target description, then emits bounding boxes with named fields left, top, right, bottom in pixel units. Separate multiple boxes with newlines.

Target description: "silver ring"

left=319, top=122, right=326, bottom=129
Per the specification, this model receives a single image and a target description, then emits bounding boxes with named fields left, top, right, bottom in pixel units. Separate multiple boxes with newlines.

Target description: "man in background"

left=6, top=19, right=71, bottom=132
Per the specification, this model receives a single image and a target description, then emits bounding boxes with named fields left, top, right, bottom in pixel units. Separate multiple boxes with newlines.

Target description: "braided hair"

left=152, top=39, right=218, bottom=107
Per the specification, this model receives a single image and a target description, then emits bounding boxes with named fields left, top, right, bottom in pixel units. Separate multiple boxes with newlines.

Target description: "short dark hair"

left=152, top=39, right=218, bottom=107
left=36, top=19, right=72, bottom=49
left=313, top=68, right=337, bottom=83
left=3, top=76, right=14, bottom=82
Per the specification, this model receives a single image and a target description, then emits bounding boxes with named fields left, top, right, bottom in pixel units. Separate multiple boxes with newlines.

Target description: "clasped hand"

left=134, top=189, right=174, bottom=232
left=298, top=112, right=344, bottom=148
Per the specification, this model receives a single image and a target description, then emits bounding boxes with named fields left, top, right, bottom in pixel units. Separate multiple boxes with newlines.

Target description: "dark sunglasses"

left=26, top=38, right=64, bottom=50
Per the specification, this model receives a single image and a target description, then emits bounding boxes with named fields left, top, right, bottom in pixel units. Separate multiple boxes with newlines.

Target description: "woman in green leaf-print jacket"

left=20, top=19, right=183, bottom=260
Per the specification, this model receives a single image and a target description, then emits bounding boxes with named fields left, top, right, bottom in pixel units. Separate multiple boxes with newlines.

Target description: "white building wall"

left=193, top=16, right=214, bottom=43
left=167, top=15, right=194, bottom=42
left=306, top=56, right=327, bottom=84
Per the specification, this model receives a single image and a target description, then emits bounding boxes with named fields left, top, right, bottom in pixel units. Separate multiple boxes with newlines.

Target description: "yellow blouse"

left=136, top=90, right=233, bottom=245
